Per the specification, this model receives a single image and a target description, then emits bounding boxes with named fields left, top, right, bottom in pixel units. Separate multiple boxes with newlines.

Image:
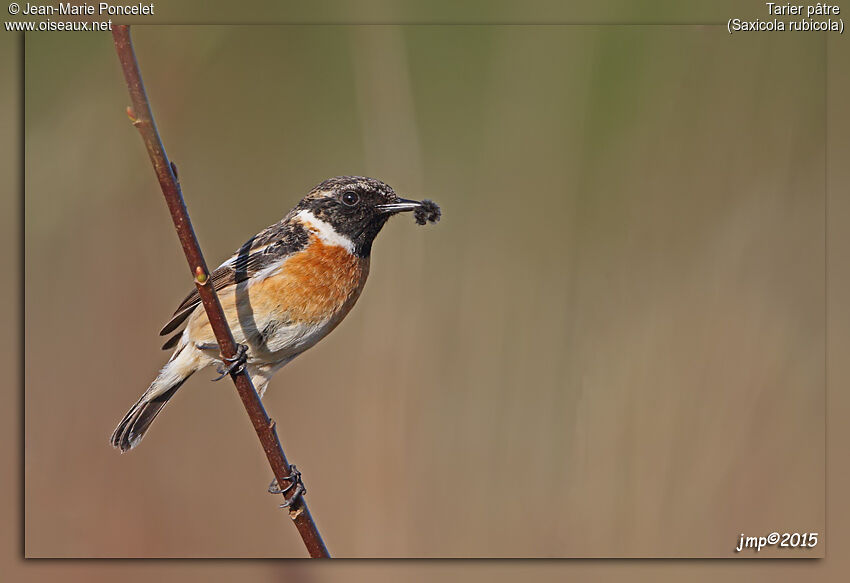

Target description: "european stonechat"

left=111, top=176, right=440, bottom=452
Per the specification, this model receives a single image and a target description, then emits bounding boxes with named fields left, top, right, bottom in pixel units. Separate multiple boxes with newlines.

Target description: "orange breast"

left=251, top=234, right=370, bottom=324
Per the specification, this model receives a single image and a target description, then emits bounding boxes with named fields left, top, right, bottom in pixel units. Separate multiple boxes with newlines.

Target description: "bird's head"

left=294, top=176, right=439, bottom=257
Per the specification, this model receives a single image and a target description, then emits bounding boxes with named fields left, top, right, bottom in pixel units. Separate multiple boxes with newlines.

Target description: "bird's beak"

left=377, top=198, right=423, bottom=214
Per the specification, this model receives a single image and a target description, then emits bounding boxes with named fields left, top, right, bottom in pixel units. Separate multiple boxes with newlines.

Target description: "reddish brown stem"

left=112, top=25, right=329, bottom=558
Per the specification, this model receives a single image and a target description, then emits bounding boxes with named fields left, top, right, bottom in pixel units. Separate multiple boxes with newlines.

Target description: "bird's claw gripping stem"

left=268, top=465, right=306, bottom=508
left=211, top=343, right=248, bottom=381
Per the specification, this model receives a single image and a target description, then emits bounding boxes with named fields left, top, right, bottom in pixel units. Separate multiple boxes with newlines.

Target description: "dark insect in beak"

left=378, top=198, right=441, bottom=225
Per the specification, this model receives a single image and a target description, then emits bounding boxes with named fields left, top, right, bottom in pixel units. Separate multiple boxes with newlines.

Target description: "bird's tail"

left=110, top=342, right=201, bottom=453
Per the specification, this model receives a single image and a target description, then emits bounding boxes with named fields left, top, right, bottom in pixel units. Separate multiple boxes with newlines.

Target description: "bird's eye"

left=341, top=191, right=359, bottom=206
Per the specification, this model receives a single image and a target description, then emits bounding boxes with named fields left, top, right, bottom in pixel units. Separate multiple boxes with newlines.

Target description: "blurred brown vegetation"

left=22, top=25, right=826, bottom=559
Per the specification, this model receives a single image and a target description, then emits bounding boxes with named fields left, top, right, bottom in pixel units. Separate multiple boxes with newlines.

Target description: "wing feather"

left=157, top=218, right=310, bottom=345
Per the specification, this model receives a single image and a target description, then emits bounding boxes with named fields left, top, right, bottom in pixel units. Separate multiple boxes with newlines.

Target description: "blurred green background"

left=23, top=24, right=824, bottom=558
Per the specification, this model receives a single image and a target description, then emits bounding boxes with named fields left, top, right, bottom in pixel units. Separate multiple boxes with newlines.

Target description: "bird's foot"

left=268, top=465, right=306, bottom=508
left=211, top=343, right=248, bottom=381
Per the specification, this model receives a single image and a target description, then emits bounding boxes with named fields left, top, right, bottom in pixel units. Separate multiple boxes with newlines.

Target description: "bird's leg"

left=268, top=464, right=306, bottom=508
left=211, top=343, right=249, bottom=381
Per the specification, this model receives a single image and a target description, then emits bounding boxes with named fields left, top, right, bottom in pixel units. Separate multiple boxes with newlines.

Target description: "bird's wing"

left=158, top=218, right=309, bottom=346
